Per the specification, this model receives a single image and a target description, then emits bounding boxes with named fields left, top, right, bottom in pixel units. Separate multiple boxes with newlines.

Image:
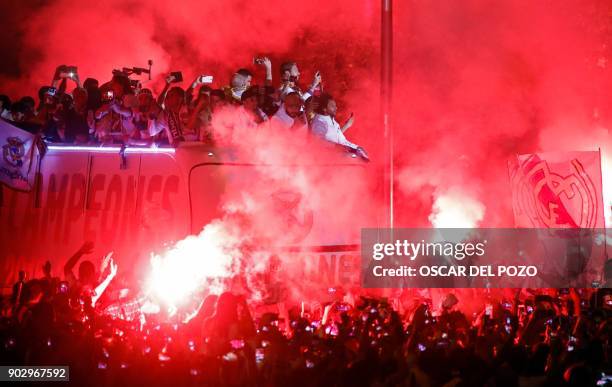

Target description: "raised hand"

left=312, top=71, right=322, bottom=87
left=109, top=258, right=118, bottom=278
left=100, top=251, right=113, bottom=275
left=344, top=113, right=355, bottom=129
left=261, top=57, right=272, bottom=69
left=79, top=241, right=95, bottom=255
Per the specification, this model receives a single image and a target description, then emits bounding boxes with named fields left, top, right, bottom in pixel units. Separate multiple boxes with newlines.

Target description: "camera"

left=253, top=57, right=265, bottom=65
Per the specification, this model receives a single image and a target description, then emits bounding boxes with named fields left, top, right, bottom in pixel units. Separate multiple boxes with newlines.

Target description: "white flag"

left=509, top=151, right=605, bottom=229
left=0, top=119, right=40, bottom=191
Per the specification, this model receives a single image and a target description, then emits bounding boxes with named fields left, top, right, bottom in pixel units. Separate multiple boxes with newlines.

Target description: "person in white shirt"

left=278, top=61, right=321, bottom=102
left=270, top=92, right=307, bottom=132
left=310, top=93, right=368, bottom=159
left=149, top=87, right=187, bottom=146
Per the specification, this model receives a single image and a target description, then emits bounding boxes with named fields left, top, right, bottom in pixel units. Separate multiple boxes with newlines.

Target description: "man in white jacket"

left=310, top=93, right=368, bottom=159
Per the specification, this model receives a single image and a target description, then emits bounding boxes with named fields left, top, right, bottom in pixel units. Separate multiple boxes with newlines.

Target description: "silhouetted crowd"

left=1, top=241, right=611, bottom=386
left=0, top=60, right=368, bottom=159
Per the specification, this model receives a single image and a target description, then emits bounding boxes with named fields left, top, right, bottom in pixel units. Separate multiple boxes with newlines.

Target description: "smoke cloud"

left=392, top=0, right=611, bottom=227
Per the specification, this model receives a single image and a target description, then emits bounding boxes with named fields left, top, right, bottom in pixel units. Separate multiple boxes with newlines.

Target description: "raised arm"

left=260, top=57, right=273, bottom=87
left=92, top=254, right=117, bottom=307
left=303, top=70, right=322, bottom=100
left=64, top=241, right=94, bottom=280
left=185, top=76, right=201, bottom=106
left=51, top=65, right=65, bottom=89
left=340, top=112, right=354, bottom=133
left=157, top=74, right=176, bottom=106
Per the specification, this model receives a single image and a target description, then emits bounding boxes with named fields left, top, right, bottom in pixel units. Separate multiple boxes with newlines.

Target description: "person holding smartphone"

left=311, top=93, right=368, bottom=159
left=150, top=74, right=188, bottom=146
left=278, top=61, right=321, bottom=102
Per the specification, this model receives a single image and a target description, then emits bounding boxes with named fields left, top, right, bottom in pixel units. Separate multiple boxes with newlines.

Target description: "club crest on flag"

left=271, top=190, right=314, bottom=244
left=509, top=152, right=603, bottom=229
left=3, top=136, right=26, bottom=168
left=0, top=120, right=41, bottom=191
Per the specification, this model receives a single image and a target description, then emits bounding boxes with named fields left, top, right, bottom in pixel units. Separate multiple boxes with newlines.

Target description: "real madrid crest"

left=2, top=137, right=25, bottom=168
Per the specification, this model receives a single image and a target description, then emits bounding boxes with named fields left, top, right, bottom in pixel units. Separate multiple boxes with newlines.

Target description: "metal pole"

left=381, top=0, right=393, bottom=229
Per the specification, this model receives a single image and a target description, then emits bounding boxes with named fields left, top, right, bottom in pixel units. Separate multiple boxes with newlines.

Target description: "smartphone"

left=46, top=87, right=57, bottom=96
left=58, top=282, right=68, bottom=294
left=255, top=348, right=264, bottom=364
left=485, top=304, right=493, bottom=317
left=568, top=336, right=576, bottom=351
left=170, top=71, right=183, bottom=83
left=325, top=325, right=338, bottom=336
left=199, top=75, right=213, bottom=84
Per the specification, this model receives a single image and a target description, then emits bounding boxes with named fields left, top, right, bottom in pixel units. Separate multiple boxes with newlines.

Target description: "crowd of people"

left=0, top=59, right=368, bottom=159
left=0, top=241, right=611, bottom=386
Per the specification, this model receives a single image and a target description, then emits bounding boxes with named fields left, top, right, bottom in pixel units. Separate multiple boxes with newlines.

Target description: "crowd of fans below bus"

left=1, top=241, right=611, bottom=386
left=0, top=59, right=369, bottom=159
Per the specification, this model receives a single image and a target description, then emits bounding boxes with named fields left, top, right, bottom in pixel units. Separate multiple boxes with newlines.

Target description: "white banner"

left=0, top=119, right=40, bottom=191
left=508, top=151, right=605, bottom=229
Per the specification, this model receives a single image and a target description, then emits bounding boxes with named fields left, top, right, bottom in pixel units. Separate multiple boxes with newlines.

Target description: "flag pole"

left=381, top=0, right=393, bottom=229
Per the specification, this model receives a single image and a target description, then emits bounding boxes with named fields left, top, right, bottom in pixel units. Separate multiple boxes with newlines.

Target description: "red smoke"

left=392, top=0, right=611, bottom=227
left=4, top=1, right=609, bottom=228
